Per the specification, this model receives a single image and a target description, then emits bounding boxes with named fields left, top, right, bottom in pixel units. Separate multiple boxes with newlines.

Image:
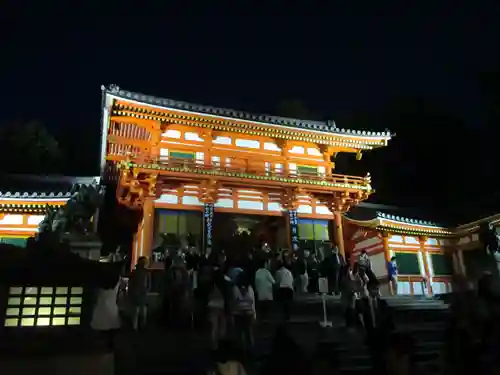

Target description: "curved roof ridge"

left=0, top=174, right=100, bottom=185
left=102, top=84, right=392, bottom=139
left=358, top=202, right=400, bottom=210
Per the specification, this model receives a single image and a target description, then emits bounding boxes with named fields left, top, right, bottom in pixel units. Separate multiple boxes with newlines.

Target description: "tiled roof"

left=0, top=175, right=100, bottom=200
left=345, top=203, right=399, bottom=222
left=345, top=202, right=448, bottom=228
left=376, top=212, right=441, bottom=228
left=103, top=85, right=392, bottom=139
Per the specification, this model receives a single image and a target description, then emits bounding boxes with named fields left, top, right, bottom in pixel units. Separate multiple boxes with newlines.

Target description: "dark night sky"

left=1, top=3, right=500, bottom=224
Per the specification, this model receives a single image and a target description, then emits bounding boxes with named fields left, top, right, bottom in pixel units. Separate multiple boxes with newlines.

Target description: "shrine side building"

left=0, top=175, right=100, bottom=246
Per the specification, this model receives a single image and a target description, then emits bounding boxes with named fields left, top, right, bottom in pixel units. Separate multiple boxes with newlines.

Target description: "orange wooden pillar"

left=457, top=249, right=466, bottom=276
left=382, top=232, right=391, bottom=263
left=333, top=212, right=346, bottom=260
left=419, top=236, right=433, bottom=296
left=131, top=199, right=155, bottom=269
left=141, top=198, right=155, bottom=262
left=131, top=226, right=142, bottom=269
left=451, top=251, right=461, bottom=276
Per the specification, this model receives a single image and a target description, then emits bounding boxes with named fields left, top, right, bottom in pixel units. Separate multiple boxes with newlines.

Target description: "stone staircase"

left=254, top=295, right=449, bottom=374
left=116, top=295, right=450, bottom=374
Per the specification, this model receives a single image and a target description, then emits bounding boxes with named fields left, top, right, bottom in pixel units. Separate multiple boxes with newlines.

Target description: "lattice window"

left=4, top=286, right=83, bottom=327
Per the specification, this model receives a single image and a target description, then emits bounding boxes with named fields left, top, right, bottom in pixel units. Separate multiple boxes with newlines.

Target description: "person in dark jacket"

left=128, top=256, right=151, bottom=330
left=307, top=254, right=320, bottom=294
left=319, top=246, right=343, bottom=295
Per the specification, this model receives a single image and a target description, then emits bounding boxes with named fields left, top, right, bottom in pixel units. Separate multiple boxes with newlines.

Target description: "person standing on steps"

left=358, top=250, right=379, bottom=296
left=231, top=272, right=256, bottom=352
left=207, top=273, right=227, bottom=350
left=324, top=245, right=343, bottom=295
left=275, top=261, right=294, bottom=322
left=127, top=256, right=151, bottom=331
left=91, top=262, right=122, bottom=351
left=307, top=254, right=320, bottom=294
left=387, top=256, right=398, bottom=296
left=255, top=259, right=275, bottom=322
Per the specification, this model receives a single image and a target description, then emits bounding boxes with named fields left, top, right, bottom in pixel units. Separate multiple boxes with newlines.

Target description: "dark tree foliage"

left=335, top=96, right=493, bottom=225
left=0, top=121, right=62, bottom=174
left=275, top=99, right=323, bottom=120
left=56, top=123, right=101, bottom=176
left=98, top=182, right=142, bottom=259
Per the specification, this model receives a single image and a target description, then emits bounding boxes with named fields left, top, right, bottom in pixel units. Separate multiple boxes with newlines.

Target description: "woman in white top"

left=275, top=262, right=294, bottom=322
left=91, top=265, right=122, bottom=352
left=255, top=260, right=275, bottom=322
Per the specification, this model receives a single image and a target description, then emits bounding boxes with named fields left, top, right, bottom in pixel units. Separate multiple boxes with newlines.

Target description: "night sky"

left=1, top=3, right=499, bottom=225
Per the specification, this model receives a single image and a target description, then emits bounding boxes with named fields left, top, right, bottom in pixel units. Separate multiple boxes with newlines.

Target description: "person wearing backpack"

left=208, top=275, right=227, bottom=349
left=231, top=272, right=256, bottom=352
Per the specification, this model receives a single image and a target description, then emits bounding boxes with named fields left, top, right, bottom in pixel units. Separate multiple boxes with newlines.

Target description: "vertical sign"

left=203, top=203, right=214, bottom=252
left=289, top=209, right=299, bottom=250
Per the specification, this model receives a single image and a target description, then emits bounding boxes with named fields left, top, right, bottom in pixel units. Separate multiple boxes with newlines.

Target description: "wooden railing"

left=129, top=156, right=370, bottom=187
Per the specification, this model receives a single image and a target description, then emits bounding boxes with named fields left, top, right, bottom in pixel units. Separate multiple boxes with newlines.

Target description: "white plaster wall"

left=27, top=215, right=44, bottom=226
left=389, top=235, right=404, bottom=243
left=412, top=282, right=426, bottom=295
left=215, top=199, right=234, bottom=208
left=156, top=194, right=178, bottom=204
left=267, top=202, right=282, bottom=212
left=289, top=146, right=305, bottom=154
left=405, top=236, right=419, bottom=244
left=426, top=238, right=438, bottom=246
left=164, top=129, right=181, bottom=138
left=307, top=147, right=322, bottom=156
left=238, top=200, right=264, bottom=210
left=235, top=139, right=260, bottom=149
left=297, top=205, right=313, bottom=214
left=184, top=132, right=203, bottom=142
left=370, top=252, right=388, bottom=278
left=263, top=142, right=280, bottom=152
left=182, top=196, right=202, bottom=206
left=353, top=236, right=382, bottom=252
left=0, top=215, right=23, bottom=225
left=213, top=136, right=231, bottom=145
left=315, top=205, right=331, bottom=215
left=397, top=282, right=411, bottom=295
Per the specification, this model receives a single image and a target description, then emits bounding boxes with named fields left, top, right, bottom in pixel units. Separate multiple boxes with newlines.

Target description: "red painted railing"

left=116, top=154, right=371, bottom=187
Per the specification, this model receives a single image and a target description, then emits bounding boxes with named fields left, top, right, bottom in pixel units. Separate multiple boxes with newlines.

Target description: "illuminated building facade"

left=99, top=85, right=392, bottom=266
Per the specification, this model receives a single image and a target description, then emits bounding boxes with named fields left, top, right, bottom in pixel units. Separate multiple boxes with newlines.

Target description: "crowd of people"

left=88, top=240, right=500, bottom=374
left=89, top=243, right=407, bottom=373
left=121, top=244, right=397, bottom=347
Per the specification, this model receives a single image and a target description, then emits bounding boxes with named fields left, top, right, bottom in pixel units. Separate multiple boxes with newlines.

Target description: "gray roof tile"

left=103, top=85, right=392, bottom=138
left=0, top=175, right=100, bottom=201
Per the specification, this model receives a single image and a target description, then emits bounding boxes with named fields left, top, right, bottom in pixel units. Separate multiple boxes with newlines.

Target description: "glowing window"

left=4, top=286, right=84, bottom=327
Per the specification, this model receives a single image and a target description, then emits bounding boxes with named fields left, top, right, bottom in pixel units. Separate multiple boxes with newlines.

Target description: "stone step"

left=125, top=298, right=450, bottom=374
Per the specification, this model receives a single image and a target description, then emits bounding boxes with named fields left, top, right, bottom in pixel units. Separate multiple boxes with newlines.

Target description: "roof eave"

left=103, top=85, right=392, bottom=142
left=376, top=224, right=454, bottom=238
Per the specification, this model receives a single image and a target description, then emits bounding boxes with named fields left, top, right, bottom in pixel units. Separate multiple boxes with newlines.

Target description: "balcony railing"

left=125, top=155, right=371, bottom=188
